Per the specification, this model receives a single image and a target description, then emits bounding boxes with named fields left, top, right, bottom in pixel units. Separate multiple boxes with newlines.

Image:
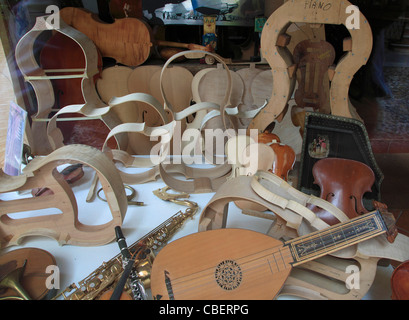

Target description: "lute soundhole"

left=215, top=260, right=243, bottom=291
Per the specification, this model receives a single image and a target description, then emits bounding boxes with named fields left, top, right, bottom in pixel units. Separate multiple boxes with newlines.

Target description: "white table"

left=0, top=164, right=395, bottom=300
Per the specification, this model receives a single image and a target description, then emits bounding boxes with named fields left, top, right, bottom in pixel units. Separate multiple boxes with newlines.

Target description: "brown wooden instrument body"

left=271, top=144, right=296, bottom=181
left=311, top=158, right=375, bottom=225
left=257, top=132, right=280, bottom=144
left=0, top=248, right=56, bottom=300
left=257, top=132, right=295, bottom=181
left=60, top=7, right=153, bottom=67
left=151, top=228, right=292, bottom=300
left=391, top=261, right=409, bottom=300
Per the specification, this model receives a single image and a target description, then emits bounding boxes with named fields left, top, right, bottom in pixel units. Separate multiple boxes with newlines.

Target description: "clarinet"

left=112, top=226, right=148, bottom=300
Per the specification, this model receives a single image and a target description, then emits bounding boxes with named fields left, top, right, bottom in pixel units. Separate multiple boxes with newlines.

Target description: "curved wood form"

left=0, top=145, right=127, bottom=248
left=310, top=158, right=375, bottom=225
left=150, top=66, right=194, bottom=134
left=280, top=255, right=380, bottom=300
left=46, top=103, right=127, bottom=152
left=60, top=7, right=153, bottom=67
left=15, top=16, right=124, bottom=154
left=92, top=51, right=243, bottom=195
left=0, top=248, right=57, bottom=300
left=101, top=120, right=232, bottom=194
left=39, top=31, right=113, bottom=150
left=249, top=0, right=373, bottom=133
left=198, top=171, right=349, bottom=233
left=236, top=64, right=263, bottom=128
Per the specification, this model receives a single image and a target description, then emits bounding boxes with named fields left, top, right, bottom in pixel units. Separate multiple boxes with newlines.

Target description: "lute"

left=151, top=210, right=397, bottom=300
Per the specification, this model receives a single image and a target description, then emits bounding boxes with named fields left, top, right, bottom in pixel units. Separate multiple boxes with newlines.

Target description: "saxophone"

left=55, top=187, right=198, bottom=300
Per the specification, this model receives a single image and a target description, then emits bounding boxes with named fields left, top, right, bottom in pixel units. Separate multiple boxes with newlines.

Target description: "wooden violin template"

left=15, top=15, right=124, bottom=155
left=39, top=32, right=113, bottom=149
left=249, top=0, right=373, bottom=133
left=151, top=210, right=396, bottom=300
left=0, top=144, right=127, bottom=248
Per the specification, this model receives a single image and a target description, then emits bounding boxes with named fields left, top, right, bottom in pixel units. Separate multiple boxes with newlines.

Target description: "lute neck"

left=285, top=210, right=389, bottom=267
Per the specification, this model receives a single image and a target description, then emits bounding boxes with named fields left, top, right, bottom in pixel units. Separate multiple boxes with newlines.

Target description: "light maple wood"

left=60, top=7, right=153, bottom=67
left=249, top=0, right=373, bottom=133
left=96, top=65, right=138, bottom=124
left=15, top=16, right=125, bottom=155
left=0, top=144, right=127, bottom=248
left=198, top=171, right=348, bottom=233
left=150, top=66, right=194, bottom=132
left=280, top=255, right=380, bottom=300
left=127, top=65, right=164, bottom=155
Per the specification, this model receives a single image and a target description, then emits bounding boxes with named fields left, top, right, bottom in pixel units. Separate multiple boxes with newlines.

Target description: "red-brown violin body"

left=391, top=261, right=409, bottom=300
left=258, top=132, right=295, bottom=181
left=311, top=158, right=375, bottom=225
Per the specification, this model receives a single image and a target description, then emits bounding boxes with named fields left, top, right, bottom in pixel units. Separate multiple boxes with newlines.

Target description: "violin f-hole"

left=350, top=195, right=365, bottom=215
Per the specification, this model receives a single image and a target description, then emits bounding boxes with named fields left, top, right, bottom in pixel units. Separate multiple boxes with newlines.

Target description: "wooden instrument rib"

left=151, top=210, right=395, bottom=300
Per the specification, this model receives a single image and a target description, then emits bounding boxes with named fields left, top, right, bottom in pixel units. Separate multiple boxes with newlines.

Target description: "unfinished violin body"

left=60, top=7, right=153, bottom=67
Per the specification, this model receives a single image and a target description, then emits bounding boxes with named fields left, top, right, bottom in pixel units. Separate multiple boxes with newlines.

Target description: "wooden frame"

left=14, top=15, right=125, bottom=155
left=0, top=144, right=127, bottom=248
left=249, top=0, right=373, bottom=133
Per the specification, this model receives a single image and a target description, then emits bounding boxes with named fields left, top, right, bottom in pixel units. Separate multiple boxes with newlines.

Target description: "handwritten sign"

left=4, top=102, right=27, bottom=176
left=304, top=0, right=332, bottom=11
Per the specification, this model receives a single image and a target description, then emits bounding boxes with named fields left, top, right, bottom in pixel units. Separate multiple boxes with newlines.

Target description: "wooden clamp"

left=0, top=145, right=128, bottom=248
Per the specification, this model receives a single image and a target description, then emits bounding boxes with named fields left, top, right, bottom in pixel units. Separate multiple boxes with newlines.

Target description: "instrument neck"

left=285, top=210, right=388, bottom=266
